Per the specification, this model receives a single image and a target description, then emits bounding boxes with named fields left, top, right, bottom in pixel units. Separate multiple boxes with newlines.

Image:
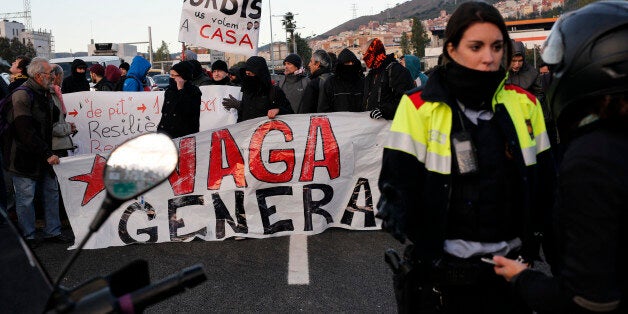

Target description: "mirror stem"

left=54, top=197, right=123, bottom=287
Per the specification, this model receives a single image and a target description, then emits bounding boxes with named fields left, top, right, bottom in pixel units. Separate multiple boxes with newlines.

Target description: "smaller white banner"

left=63, top=86, right=240, bottom=155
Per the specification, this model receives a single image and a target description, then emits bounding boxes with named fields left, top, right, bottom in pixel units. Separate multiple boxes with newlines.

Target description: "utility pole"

left=148, top=26, right=153, bottom=65
left=351, top=4, right=357, bottom=19
left=269, top=0, right=275, bottom=74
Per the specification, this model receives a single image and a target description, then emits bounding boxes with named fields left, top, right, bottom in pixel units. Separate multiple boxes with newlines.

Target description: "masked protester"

left=222, top=56, right=292, bottom=122
left=363, top=38, right=414, bottom=120
left=376, top=2, right=556, bottom=313
left=493, top=2, right=628, bottom=313
left=61, top=58, right=90, bottom=94
left=157, top=61, right=202, bottom=138
left=319, top=48, right=365, bottom=112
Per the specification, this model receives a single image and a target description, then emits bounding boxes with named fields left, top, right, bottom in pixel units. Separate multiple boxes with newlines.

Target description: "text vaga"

left=118, top=180, right=376, bottom=244
left=170, top=117, right=341, bottom=195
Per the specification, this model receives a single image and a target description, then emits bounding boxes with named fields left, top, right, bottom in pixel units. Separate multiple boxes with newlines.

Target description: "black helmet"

left=542, top=1, right=628, bottom=119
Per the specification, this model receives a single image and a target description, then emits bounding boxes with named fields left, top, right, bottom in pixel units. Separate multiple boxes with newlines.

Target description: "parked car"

left=143, top=76, right=159, bottom=91
left=152, top=74, right=170, bottom=91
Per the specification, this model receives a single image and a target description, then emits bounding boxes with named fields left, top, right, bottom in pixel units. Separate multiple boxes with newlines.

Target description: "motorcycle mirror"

left=104, top=132, right=178, bottom=201
left=89, top=133, right=178, bottom=233
left=54, top=133, right=178, bottom=287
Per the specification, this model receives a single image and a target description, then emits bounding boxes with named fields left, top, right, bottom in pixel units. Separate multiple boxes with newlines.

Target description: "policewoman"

left=376, top=2, right=555, bottom=313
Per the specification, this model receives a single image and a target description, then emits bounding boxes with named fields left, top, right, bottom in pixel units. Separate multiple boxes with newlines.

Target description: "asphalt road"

left=34, top=228, right=405, bottom=313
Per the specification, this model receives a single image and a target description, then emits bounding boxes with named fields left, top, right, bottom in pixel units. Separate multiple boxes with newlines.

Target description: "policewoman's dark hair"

left=442, top=1, right=513, bottom=68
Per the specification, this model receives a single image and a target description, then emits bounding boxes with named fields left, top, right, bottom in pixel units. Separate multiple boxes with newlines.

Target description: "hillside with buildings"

left=301, top=0, right=563, bottom=71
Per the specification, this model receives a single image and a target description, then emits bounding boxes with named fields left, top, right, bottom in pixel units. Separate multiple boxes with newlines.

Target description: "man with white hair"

left=1, top=57, right=73, bottom=247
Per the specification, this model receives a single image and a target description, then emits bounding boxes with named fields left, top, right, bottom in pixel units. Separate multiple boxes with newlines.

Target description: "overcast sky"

left=3, top=0, right=392, bottom=54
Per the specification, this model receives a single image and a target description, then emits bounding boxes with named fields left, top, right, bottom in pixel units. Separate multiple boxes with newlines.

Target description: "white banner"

left=63, top=86, right=240, bottom=155
left=54, top=113, right=390, bottom=249
left=178, top=0, right=261, bottom=56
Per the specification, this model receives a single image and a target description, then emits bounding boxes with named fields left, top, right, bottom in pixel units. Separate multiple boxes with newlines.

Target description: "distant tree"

left=154, top=40, right=171, bottom=61
left=410, top=17, right=429, bottom=57
left=282, top=12, right=297, bottom=53
left=11, top=38, right=36, bottom=59
left=0, top=38, right=11, bottom=63
left=288, top=33, right=312, bottom=64
left=400, top=32, right=411, bottom=55
left=0, top=37, right=36, bottom=64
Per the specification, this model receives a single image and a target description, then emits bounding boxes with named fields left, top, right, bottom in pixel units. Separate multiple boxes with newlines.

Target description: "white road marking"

left=288, top=234, right=310, bottom=285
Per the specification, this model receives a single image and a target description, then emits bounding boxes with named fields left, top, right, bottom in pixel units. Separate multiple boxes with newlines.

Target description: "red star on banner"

left=70, top=155, right=107, bottom=206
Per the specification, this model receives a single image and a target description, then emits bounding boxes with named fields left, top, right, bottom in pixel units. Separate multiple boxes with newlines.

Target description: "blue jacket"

left=123, top=56, right=151, bottom=92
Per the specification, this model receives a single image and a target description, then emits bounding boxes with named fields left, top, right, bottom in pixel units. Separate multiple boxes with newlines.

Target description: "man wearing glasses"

left=1, top=57, right=73, bottom=248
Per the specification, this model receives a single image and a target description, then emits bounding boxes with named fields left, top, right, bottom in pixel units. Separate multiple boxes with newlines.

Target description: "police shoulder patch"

left=504, top=84, right=537, bottom=104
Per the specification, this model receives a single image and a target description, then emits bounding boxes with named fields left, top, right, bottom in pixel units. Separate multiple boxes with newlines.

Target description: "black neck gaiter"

left=444, top=61, right=505, bottom=110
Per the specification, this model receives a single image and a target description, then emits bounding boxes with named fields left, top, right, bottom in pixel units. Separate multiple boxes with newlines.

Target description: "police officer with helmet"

left=493, top=1, right=628, bottom=313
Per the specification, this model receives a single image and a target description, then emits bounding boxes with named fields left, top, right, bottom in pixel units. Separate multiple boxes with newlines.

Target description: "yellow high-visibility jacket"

left=377, top=70, right=556, bottom=263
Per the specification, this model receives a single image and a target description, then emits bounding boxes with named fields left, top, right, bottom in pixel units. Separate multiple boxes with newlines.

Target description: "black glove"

left=222, top=94, right=241, bottom=110
left=376, top=184, right=407, bottom=243
left=370, top=108, right=383, bottom=119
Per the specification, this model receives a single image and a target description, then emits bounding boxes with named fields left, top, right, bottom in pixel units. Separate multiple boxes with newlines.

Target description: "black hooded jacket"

left=238, top=56, right=291, bottom=122
left=320, top=48, right=365, bottom=112
left=298, top=66, right=332, bottom=114
left=61, top=59, right=90, bottom=94
left=157, top=80, right=202, bottom=138
left=363, top=53, right=414, bottom=119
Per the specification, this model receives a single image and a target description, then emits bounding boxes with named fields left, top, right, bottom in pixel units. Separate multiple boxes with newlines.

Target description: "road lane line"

left=288, top=234, right=310, bottom=285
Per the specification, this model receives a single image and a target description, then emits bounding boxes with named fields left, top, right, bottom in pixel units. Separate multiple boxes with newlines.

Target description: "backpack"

left=0, top=86, right=34, bottom=137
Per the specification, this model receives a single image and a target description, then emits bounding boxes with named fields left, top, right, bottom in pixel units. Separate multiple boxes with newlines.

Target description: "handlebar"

left=117, top=264, right=207, bottom=314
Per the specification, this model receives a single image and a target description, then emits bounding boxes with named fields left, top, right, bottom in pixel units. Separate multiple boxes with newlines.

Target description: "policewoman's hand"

left=493, top=255, right=528, bottom=282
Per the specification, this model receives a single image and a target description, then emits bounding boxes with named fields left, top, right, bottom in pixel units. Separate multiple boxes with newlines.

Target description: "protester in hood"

left=123, top=55, right=151, bottom=92
left=61, top=58, right=90, bottom=94
left=209, top=60, right=231, bottom=85
left=8, top=56, right=31, bottom=92
left=363, top=38, right=414, bottom=120
left=157, top=61, right=201, bottom=138
left=400, top=54, right=429, bottom=88
left=319, top=48, right=364, bottom=112
left=222, top=56, right=292, bottom=122
left=115, top=62, right=130, bottom=91
left=507, top=40, right=542, bottom=96
left=187, top=60, right=212, bottom=86
left=275, top=53, right=310, bottom=113
left=89, top=64, right=114, bottom=91
left=105, top=65, right=122, bottom=87
left=298, top=49, right=333, bottom=113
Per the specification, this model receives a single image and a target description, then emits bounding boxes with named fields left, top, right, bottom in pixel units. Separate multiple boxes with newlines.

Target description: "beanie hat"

left=363, top=38, right=387, bottom=69
left=89, top=63, right=105, bottom=77
left=283, top=53, right=302, bottom=69
left=171, top=61, right=193, bottom=81
left=211, top=60, right=228, bottom=73
left=105, top=65, right=121, bottom=83
left=119, top=62, right=130, bottom=71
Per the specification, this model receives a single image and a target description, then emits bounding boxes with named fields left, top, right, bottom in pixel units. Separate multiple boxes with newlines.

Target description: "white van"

left=49, top=56, right=122, bottom=80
